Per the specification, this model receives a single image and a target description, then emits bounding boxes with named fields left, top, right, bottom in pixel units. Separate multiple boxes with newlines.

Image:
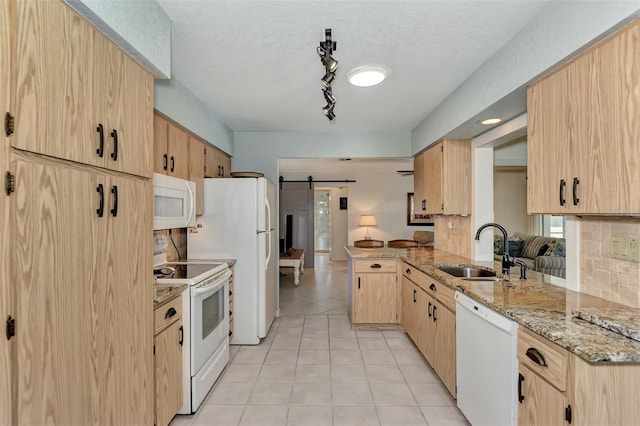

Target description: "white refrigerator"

left=188, top=177, right=277, bottom=344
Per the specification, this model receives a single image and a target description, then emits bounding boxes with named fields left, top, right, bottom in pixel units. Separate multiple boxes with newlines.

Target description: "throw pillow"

left=537, top=243, right=549, bottom=257
left=494, top=236, right=524, bottom=257
left=552, top=241, right=566, bottom=257
left=543, top=242, right=557, bottom=256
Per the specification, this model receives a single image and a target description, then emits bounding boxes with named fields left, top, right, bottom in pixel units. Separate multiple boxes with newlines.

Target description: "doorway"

left=314, top=190, right=330, bottom=252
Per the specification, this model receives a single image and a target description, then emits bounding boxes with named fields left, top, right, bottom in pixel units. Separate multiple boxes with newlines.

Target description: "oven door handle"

left=192, top=269, right=232, bottom=295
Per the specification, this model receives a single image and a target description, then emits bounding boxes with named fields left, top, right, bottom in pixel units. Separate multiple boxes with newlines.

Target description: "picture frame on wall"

left=407, top=192, right=434, bottom=226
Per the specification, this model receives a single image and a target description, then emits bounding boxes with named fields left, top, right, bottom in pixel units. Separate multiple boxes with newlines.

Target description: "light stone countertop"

left=154, top=283, right=188, bottom=307
left=345, top=246, right=640, bottom=363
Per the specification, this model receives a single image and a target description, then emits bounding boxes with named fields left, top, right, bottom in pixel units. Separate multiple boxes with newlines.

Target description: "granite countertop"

left=345, top=246, right=640, bottom=363
left=154, top=283, right=188, bottom=307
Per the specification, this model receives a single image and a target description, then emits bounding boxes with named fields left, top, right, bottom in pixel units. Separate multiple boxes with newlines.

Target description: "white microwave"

left=153, top=173, right=197, bottom=230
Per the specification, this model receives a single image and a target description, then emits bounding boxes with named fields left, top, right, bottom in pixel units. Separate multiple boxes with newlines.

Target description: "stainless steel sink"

left=460, top=277, right=502, bottom=282
left=435, top=265, right=497, bottom=278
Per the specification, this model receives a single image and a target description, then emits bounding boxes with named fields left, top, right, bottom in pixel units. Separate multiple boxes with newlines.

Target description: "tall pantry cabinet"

left=0, top=1, right=12, bottom=425
left=5, top=1, right=154, bottom=424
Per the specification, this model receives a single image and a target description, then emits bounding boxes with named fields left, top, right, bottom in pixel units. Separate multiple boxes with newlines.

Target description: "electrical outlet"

left=611, top=237, right=640, bottom=262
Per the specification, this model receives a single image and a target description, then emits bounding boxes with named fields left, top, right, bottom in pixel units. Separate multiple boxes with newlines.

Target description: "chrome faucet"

left=475, top=222, right=515, bottom=275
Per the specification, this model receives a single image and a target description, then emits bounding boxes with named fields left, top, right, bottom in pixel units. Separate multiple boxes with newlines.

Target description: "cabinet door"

left=189, top=137, right=205, bottom=215
left=12, top=157, right=153, bottom=425
left=0, top=2, right=11, bottom=425
left=154, top=114, right=170, bottom=174
left=424, top=143, right=443, bottom=214
left=167, top=124, right=189, bottom=180
left=220, top=152, right=231, bottom=177
left=527, top=68, right=573, bottom=214
left=518, top=364, right=567, bottom=426
left=204, top=145, right=218, bottom=178
left=420, top=292, right=436, bottom=367
left=413, top=152, right=426, bottom=213
left=401, top=277, right=417, bottom=340
left=353, top=273, right=396, bottom=323
left=434, top=303, right=456, bottom=397
left=14, top=0, right=97, bottom=167
left=441, top=140, right=471, bottom=215
left=155, top=320, right=183, bottom=426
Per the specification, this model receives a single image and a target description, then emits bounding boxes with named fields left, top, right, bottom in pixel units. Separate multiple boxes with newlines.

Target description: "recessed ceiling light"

left=478, top=118, right=502, bottom=125
left=346, top=66, right=388, bottom=87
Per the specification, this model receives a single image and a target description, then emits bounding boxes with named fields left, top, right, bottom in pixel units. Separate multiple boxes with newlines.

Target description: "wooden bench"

left=280, top=249, right=305, bottom=286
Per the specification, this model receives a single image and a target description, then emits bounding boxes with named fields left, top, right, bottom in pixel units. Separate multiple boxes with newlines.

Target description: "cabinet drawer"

left=518, top=328, right=567, bottom=391
left=424, top=274, right=455, bottom=312
left=402, top=262, right=430, bottom=288
left=154, top=296, right=182, bottom=335
left=354, top=259, right=396, bottom=273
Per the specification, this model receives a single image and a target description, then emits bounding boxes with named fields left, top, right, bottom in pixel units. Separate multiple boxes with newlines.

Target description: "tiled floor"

left=170, top=254, right=469, bottom=426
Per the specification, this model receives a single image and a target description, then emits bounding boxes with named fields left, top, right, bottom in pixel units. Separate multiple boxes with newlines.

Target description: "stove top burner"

left=154, top=262, right=226, bottom=281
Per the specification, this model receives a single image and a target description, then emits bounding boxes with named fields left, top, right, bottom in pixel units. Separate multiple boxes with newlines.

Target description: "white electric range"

left=154, top=237, right=231, bottom=414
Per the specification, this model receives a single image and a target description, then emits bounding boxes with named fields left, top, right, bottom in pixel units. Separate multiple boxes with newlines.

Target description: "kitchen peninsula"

left=346, top=245, right=640, bottom=424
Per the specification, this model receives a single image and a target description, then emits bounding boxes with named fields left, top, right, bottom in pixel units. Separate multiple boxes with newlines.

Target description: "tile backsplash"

left=580, top=217, right=640, bottom=308
left=434, top=216, right=472, bottom=259
left=154, top=229, right=187, bottom=261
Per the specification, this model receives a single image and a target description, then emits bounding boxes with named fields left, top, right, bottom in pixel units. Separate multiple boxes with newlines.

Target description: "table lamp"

left=358, top=214, right=377, bottom=240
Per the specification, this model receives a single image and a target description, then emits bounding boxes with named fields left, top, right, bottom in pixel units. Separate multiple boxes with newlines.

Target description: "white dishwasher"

left=456, top=291, right=518, bottom=426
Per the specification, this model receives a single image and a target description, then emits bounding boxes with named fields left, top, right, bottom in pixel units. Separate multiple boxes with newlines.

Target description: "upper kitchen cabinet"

left=415, top=139, right=471, bottom=215
left=153, top=113, right=189, bottom=180
left=13, top=0, right=152, bottom=178
left=528, top=19, right=640, bottom=215
left=188, top=136, right=205, bottom=216
left=413, top=151, right=426, bottom=213
left=204, top=144, right=231, bottom=178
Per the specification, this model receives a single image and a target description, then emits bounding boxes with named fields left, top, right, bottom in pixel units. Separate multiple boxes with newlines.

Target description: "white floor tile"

left=420, top=406, right=470, bottom=425
left=192, top=405, right=245, bottom=426
left=362, top=349, right=397, bottom=365
left=265, top=349, right=299, bottom=364
left=370, top=383, right=417, bottom=406
left=330, top=349, right=363, bottom=365
left=239, top=405, right=289, bottom=426
left=300, top=337, right=329, bottom=350
left=220, top=364, right=262, bottom=383
left=270, top=336, right=302, bottom=349
left=331, top=383, right=374, bottom=405
left=290, top=382, right=331, bottom=405
left=377, top=406, right=427, bottom=426
left=288, top=405, right=332, bottom=425
left=330, top=364, right=368, bottom=383
left=330, top=337, right=359, bottom=350
left=231, top=348, right=268, bottom=364
left=206, top=382, right=255, bottom=405
left=298, top=349, right=330, bottom=365
left=358, top=337, right=389, bottom=350
left=258, top=364, right=296, bottom=382
left=409, top=383, right=455, bottom=406
left=333, top=405, right=381, bottom=426
left=365, top=364, right=405, bottom=383
left=294, top=364, right=331, bottom=382
left=248, top=382, right=293, bottom=404
left=399, top=364, right=439, bottom=384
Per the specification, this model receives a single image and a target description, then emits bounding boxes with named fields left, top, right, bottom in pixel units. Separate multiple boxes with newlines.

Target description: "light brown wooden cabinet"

left=204, top=144, right=231, bottom=178
left=413, top=140, right=471, bottom=215
left=188, top=136, right=205, bottom=216
left=350, top=259, right=398, bottom=324
left=527, top=19, right=640, bottom=214
left=11, top=153, right=153, bottom=425
left=518, top=363, right=568, bottom=426
left=0, top=2, right=11, bottom=424
left=154, top=296, right=183, bottom=426
left=401, top=262, right=456, bottom=397
left=154, top=114, right=190, bottom=180
left=13, top=0, right=152, bottom=178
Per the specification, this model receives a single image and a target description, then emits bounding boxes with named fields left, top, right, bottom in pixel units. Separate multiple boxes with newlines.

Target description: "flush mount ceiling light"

left=346, top=66, right=388, bottom=87
left=478, top=118, right=502, bottom=125
left=317, top=29, right=338, bottom=121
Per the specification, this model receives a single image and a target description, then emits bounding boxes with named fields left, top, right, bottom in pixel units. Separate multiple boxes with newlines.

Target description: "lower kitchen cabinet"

left=401, top=262, right=456, bottom=397
left=350, top=258, right=398, bottom=324
left=154, top=295, right=183, bottom=426
left=11, top=153, right=153, bottom=425
left=519, top=363, right=568, bottom=426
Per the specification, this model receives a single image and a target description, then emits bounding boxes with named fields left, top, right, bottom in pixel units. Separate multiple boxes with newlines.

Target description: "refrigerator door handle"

left=265, top=230, right=272, bottom=270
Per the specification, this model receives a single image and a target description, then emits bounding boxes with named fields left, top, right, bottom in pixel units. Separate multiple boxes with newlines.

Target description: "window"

left=541, top=215, right=565, bottom=238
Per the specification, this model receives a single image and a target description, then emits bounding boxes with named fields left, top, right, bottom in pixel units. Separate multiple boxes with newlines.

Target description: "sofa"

left=494, top=231, right=566, bottom=278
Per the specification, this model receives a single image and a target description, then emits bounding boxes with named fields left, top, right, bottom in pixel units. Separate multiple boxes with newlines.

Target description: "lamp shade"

left=358, top=214, right=377, bottom=226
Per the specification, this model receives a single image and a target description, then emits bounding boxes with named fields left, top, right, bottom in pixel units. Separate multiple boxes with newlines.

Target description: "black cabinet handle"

left=96, top=184, right=104, bottom=217
left=110, top=185, right=118, bottom=217
left=96, top=123, right=104, bottom=157
left=229, top=290, right=233, bottom=297
left=429, top=283, right=436, bottom=292
left=421, top=199, right=426, bottom=211
left=518, top=373, right=525, bottom=403
left=163, top=153, right=168, bottom=170
left=218, top=165, right=222, bottom=177
left=221, top=166, right=225, bottom=176
left=412, top=289, right=416, bottom=303
left=572, top=177, right=580, bottom=206
left=357, top=277, right=361, bottom=289
left=559, top=179, right=566, bottom=206
left=229, top=310, right=232, bottom=316
left=433, top=305, right=437, bottom=322
left=370, top=263, right=381, bottom=269
left=525, top=347, right=548, bottom=367
left=405, top=268, right=411, bottom=274
left=428, top=301, right=432, bottom=318
left=179, top=325, right=184, bottom=346
left=229, top=330, right=233, bottom=337
left=170, top=155, right=175, bottom=173
left=165, top=307, right=177, bottom=319
left=110, top=129, right=118, bottom=161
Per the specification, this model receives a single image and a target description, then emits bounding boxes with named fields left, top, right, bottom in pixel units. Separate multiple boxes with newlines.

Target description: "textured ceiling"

left=157, top=0, right=548, bottom=133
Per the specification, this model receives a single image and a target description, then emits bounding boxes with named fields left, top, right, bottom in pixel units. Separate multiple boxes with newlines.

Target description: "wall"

left=155, top=79, right=234, bottom=155
left=434, top=216, right=473, bottom=259
left=493, top=167, right=529, bottom=235
left=411, top=1, right=640, bottom=153
left=281, top=167, right=417, bottom=248
left=579, top=217, right=640, bottom=309
left=65, top=0, right=170, bottom=78
left=234, top=131, right=411, bottom=183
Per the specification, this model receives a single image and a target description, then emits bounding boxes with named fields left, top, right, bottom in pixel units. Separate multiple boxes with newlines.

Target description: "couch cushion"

left=494, top=235, right=524, bottom=257
left=522, top=236, right=559, bottom=259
